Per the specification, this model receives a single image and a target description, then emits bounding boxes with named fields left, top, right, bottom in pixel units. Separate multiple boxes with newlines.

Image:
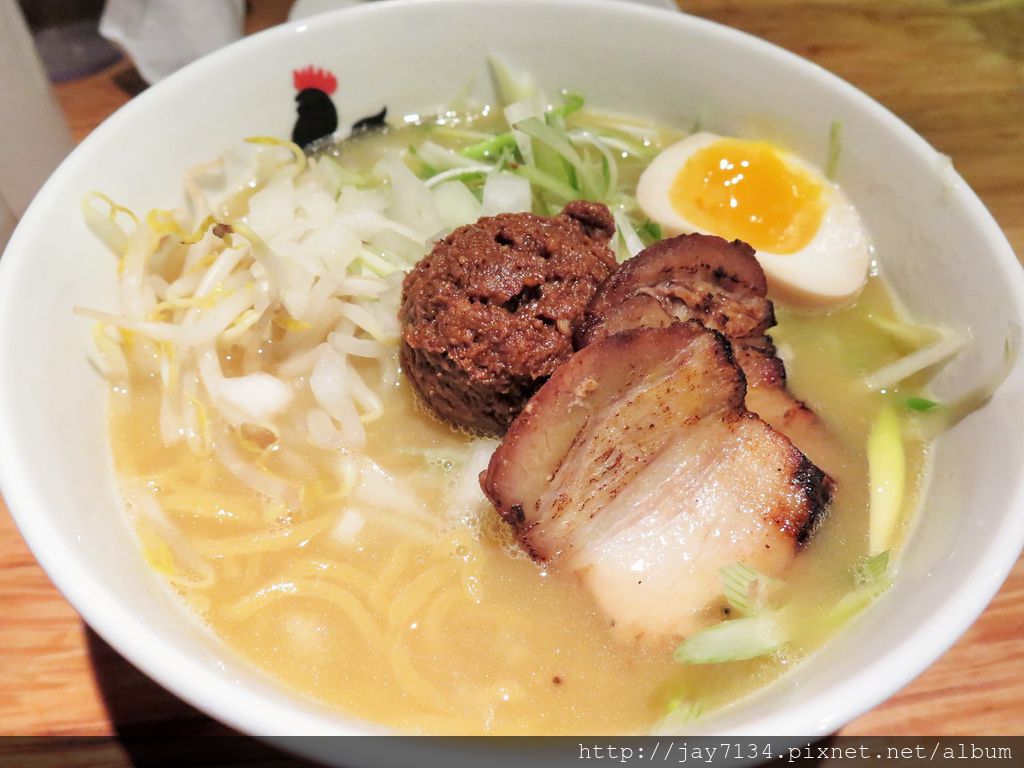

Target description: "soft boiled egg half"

left=636, top=132, right=872, bottom=306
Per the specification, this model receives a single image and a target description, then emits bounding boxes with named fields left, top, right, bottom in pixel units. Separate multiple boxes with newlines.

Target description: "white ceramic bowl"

left=2, top=0, right=1023, bottom=741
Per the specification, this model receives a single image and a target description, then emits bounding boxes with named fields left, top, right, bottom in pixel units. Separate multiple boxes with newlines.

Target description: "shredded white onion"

left=482, top=171, right=532, bottom=216
left=310, top=343, right=365, bottom=449
left=423, top=165, right=494, bottom=189
left=865, top=329, right=970, bottom=390
left=447, top=438, right=501, bottom=528
left=613, top=209, right=645, bottom=259
left=217, top=373, right=295, bottom=422
left=432, top=180, right=483, bottom=230
left=78, top=137, right=429, bottom=480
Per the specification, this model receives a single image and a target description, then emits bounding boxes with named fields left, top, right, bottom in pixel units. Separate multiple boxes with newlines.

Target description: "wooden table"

left=2, top=0, right=1022, bottom=753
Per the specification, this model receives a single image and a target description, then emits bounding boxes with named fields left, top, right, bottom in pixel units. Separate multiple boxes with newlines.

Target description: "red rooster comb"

left=293, top=66, right=337, bottom=95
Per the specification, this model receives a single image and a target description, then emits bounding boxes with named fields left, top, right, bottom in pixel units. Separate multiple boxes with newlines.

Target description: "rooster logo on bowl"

left=291, top=65, right=388, bottom=148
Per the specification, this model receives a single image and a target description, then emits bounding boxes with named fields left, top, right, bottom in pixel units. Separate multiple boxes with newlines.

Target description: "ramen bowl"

left=1, top=0, right=1022, bottom=745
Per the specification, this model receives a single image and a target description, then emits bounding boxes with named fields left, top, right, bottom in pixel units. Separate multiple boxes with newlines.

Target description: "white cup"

left=0, top=0, right=74, bottom=219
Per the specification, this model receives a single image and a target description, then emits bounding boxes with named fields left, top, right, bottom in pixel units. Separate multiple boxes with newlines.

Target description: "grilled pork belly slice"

left=575, top=234, right=774, bottom=348
left=577, top=233, right=838, bottom=475
left=481, top=323, right=832, bottom=641
left=732, top=338, right=841, bottom=476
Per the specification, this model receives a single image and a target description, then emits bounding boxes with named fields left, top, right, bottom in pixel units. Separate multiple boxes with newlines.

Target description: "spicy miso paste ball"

left=400, top=201, right=617, bottom=434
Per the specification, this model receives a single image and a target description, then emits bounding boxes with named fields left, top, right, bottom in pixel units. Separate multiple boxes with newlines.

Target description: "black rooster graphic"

left=292, top=66, right=339, bottom=147
left=291, top=66, right=389, bottom=148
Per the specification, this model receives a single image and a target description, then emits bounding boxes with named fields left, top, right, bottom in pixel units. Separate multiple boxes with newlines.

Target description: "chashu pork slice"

left=575, top=233, right=775, bottom=348
left=731, top=338, right=843, bottom=477
left=481, top=322, right=832, bottom=641
left=577, top=233, right=839, bottom=476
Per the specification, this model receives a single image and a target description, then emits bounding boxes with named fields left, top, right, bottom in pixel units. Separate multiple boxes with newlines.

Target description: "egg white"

left=636, top=132, right=873, bottom=306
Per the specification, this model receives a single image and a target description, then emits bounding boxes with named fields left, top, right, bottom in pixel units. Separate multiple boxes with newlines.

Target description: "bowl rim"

left=1, top=0, right=1023, bottom=739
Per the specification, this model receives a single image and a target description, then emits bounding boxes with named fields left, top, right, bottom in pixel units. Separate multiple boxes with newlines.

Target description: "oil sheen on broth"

left=109, top=121, right=928, bottom=735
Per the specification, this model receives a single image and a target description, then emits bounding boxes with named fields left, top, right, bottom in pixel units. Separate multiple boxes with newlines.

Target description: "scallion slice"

left=903, top=396, right=939, bottom=413
left=515, top=117, right=602, bottom=200
left=868, top=403, right=905, bottom=555
left=652, top=699, right=704, bottom=734
left=673, top=612, right=787, bottom=665
left=720, top=562, right=778, bottom=617
left=857, top=550, right=891, bottom=585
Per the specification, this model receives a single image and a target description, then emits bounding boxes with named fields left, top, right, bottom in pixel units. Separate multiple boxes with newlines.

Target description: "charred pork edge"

left=793, top=455, right=834, bottom=546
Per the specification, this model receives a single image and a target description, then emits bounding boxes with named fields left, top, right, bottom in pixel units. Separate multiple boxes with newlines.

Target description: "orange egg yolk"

left=670, top=138, right=825, bottom=254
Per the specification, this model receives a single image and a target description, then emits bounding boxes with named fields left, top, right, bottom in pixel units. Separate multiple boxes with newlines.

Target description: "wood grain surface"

left=2, top=0, right=1022, bottom=753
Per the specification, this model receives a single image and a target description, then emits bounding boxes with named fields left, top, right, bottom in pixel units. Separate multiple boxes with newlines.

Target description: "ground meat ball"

left=400, top=200, right=618, bottom=434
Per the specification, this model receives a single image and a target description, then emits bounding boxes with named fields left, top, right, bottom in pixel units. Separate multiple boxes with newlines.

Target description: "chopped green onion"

left=492, top=146, right=517, bottom=173
left=579, top=130, right=654, bottom=159
left=550, top=91, right=585, bottom=119
left=857, top=550, right=890, bottom=585
left=821, top=553, right=893, bottom=629
left=867, top=403, right=905, bottom=555
left=830, top=580, right=891, bottom=626
left=516, top=117, right=582, bottom=165
left=512, top=163, right=579, bottom=203
left=637, top=220, right=663, bottom=243
left=515, top=117, right=602, bottom=199
left=825, top=120, right=842, bottom=181
left=903, top=396, right=939, bottom=413
left=720, top=562, right=778, bottom=616
left=653, top=699, right=704, bottom=733
left=673, top=612, right=787, bottom=664
left=568, top=131, right=618, bottom=198
left=427, top=125, right=495, bottom=143
left=461, top=132, right=518, bottom=161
